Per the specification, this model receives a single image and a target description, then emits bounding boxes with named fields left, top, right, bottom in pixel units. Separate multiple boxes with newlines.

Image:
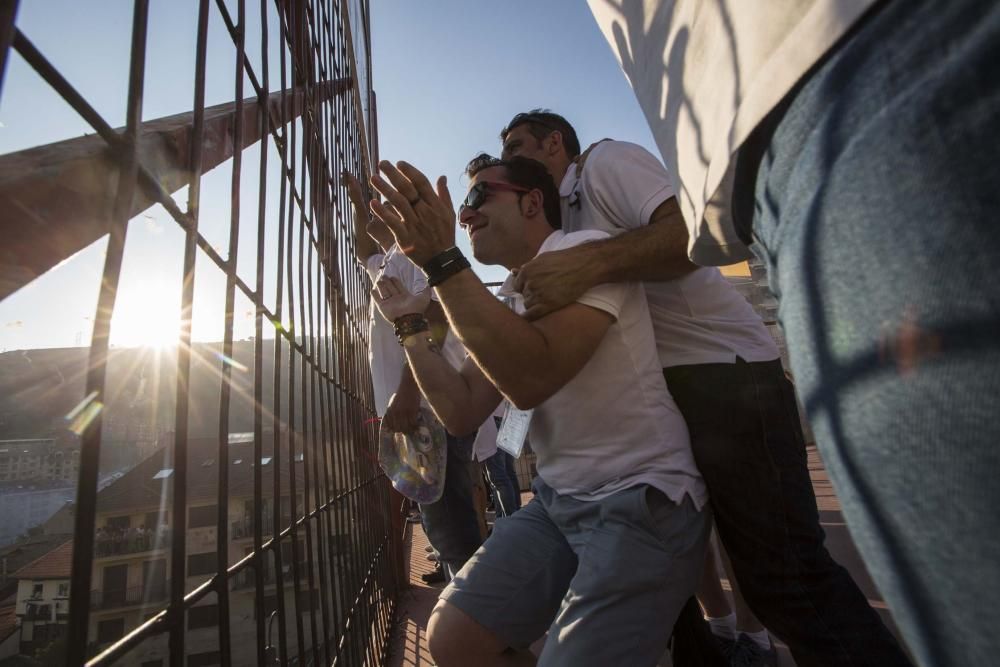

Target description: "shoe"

left=730, top=633, right=777, bottom=667
left=420, top=567, right=446, bottom=584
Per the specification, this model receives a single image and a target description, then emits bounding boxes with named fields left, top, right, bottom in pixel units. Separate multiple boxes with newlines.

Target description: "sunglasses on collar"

left=458, top=180, right=532, bottom=221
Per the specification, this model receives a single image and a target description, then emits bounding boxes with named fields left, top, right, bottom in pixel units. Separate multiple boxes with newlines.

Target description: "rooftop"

left=13, top=539, right=72, bottom=580
left=95, top=434, right=308, bottom=513
left=0, top=603, right=16, bottom=644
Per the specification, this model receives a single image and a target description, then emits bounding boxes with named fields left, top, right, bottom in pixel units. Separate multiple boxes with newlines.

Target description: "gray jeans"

left=441, top=477, right=709, bottom=667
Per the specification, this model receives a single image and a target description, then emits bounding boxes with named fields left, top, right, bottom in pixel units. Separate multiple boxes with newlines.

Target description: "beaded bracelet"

left=393, top=313, right=429, bottom=345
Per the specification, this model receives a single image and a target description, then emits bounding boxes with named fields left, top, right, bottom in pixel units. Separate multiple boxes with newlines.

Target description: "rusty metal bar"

left=4, top=1, right=391, bottom=664
left=0, top=77, right=348, bottom=301
left=211, top=0, right=246, bottom=663
left=167, top=1, right=209, bottom=664
left=66, top=3, right=149, bottom=665
left=0, top=0, right=18, bottom=104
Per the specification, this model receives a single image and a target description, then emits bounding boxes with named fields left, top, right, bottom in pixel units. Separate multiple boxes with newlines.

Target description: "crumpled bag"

left=378, top=407, right=447, bottom=504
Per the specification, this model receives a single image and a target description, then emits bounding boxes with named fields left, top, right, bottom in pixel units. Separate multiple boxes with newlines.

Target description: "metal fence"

left=0, top=0, right=399, bottom=665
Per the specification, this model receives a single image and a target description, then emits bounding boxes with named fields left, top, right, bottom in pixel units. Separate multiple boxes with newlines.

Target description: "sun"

left=109, top=280, right=181, bottom=348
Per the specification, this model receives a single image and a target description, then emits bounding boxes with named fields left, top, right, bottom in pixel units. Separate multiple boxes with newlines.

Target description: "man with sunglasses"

left=499, top=110, right=910, bottom=667
left=366, top=153, right=708, bottom=666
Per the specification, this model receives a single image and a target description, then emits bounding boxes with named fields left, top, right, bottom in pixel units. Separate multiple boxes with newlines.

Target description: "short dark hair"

left=464, top=153, right=562, bottom=229
left=500, top=109, right=581, bottom=159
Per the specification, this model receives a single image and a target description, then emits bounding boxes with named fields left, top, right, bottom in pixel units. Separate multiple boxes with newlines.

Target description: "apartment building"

left=12, top=538, right=72, bottom=657
left=0, top=438, right=79, bottom=483
left=85, top=434, right=345, bottom=665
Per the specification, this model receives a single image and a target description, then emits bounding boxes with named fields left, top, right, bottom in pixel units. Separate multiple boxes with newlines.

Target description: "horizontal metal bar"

left=0, top=77, right=349, bottom=300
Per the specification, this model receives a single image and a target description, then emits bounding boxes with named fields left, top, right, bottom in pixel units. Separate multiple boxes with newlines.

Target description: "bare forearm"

left=578, top=213, right=694, bottom=286
left=402, top=335, right=491, bottom=435
left=395, top=363, right=419, bottom=398
left=434, top=270, right=559, bottom=407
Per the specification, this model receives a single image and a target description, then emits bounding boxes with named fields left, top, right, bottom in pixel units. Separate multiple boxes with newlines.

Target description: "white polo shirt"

left=561, top=140, right=779, bottom=367
left=587, top=0, right=878, bottom=265
left=499, top=230, right=706, bottom=508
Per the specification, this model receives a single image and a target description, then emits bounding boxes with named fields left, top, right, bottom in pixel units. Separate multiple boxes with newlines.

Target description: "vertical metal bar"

left=65, top=3, right=148, bottom=665
left=170, top=3, right=210, bottom=665
left=250, top=1, right=284, bottom=665
left=0, top=0, right=19, bottom=104
left=268, top=3, right=291, bottom=662
left=278, top=9, right=309, bottom=657
left=213, top=0, right=247, bottom=662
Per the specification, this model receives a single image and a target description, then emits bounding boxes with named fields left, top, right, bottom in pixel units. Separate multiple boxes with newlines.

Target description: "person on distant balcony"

left=366, top=154, right=708, bottom=666
left=499, top=110, right=910, bottom=667
left=345, top=172, right=482, bottom=584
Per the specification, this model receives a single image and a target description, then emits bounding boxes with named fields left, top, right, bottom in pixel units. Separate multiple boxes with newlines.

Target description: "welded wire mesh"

left=0, top=1, right=398, bottom=665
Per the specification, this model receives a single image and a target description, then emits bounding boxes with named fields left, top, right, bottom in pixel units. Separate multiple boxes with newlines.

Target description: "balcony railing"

left=95, top=529, right=171, bottom=557
left=230, top=515, right=283, bottom=540
left=90, top=584, right=169, bottom=611
left=23, top=603, right=53, bottom=622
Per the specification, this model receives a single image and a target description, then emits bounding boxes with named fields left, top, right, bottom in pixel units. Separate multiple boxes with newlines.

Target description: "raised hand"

left=368, top=160, right=457, bottom=266
left=372, top=275, right=432, bottom=323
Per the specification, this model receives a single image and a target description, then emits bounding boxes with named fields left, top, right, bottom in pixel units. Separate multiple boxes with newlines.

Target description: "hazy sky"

left=0, top=1, right=659, bottom=352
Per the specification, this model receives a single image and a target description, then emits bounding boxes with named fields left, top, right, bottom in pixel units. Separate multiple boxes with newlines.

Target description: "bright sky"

left=0, top=1, right=660, bottom=352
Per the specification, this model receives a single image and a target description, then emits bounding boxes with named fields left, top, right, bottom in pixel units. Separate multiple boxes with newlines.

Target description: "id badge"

left=496, top=402, right=533, bottom=458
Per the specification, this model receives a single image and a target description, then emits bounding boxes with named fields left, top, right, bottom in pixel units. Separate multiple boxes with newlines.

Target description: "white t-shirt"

left=561, top=140, right=779, bottom=367
left=587, top=0, right=877, bottom=266
left=365, top=246, right=465, bottom=416
left=365, top=246, right=483, bottom=458
left=365, top=248, right=425, bottom=417
left=471, top=402, right=507, bottom=462
left=499, top=230, right=705, bottom=508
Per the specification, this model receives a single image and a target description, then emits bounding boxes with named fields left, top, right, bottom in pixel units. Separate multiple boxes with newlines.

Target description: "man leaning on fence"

left=364, top=153, right=708, bottom=666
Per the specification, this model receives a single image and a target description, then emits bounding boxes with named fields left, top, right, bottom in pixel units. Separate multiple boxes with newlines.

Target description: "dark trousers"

left=484, top=449, right=521, bottom=518
left=420, top=432, right=483, bottom=577
left=666, top=359, right=909, bottom=667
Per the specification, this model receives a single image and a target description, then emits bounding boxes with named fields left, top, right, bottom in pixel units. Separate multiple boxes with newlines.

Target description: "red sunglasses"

left=458, top=180, right=532, bottom=222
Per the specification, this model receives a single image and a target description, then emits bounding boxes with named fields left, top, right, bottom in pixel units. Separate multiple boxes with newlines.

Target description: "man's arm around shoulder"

left=514, top=197, right=695, bottom=319
left=433, top=269, right=615, bottom=410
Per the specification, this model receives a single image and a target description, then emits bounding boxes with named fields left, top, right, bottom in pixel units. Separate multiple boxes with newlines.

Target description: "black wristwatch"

left=422, top=246, right=471, bottom=287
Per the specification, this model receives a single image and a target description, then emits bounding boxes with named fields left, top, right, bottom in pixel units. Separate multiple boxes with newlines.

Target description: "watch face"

left=378, top=407, right=447, bottom=504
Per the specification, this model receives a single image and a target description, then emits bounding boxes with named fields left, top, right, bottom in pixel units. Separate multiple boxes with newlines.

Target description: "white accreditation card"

left=496, top=402, right=533, bottom=458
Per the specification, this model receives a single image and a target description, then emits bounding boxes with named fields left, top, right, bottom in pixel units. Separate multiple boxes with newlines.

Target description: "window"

left=31, top=583, right=43, bottom=598
left=186, top=553, right=216, bottom=577
left=57, top=582, right=69, bottom=598
left=188, top=505, right=217, bottom=529
left=97, top=617, right=125, bottom=644
left=186, top=650, right=220, bottom=667
left=187, top=604, right=218, bottom=630
left=106, top=515, right=131, bottom=530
